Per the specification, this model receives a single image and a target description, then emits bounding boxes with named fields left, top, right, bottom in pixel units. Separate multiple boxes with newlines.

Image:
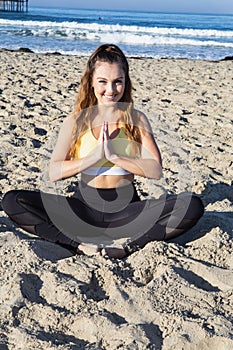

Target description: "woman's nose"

left=106, top=83, right=114, bottom=94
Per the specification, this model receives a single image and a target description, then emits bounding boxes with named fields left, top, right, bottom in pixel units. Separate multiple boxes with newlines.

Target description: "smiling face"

left=92, top=61, right=126, bottom=105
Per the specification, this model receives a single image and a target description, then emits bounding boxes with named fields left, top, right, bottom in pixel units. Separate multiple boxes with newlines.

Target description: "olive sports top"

left=74, top=128, right=140, bottom=176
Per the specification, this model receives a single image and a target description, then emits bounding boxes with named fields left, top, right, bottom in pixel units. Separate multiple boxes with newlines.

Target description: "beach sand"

left=0, top=50, right=233, bottom=349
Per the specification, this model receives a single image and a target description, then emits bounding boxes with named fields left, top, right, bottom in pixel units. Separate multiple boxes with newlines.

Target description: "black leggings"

left=1, top=182, right=204, bottom=254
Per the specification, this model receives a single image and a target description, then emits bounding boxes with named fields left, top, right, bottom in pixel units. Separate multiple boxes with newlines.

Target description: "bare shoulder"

left=50, top=114, right=76, bottom=160
left=50, top=114, right=76, bottom=150
left=134, top=109, right=153, bottom=135
left=58, top=113, right=76, bottom=132
left=62, top=112, right=76, bottom=125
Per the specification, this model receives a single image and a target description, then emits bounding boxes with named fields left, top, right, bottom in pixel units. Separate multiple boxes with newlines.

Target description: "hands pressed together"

left=97, top=121, right=117, bottom=162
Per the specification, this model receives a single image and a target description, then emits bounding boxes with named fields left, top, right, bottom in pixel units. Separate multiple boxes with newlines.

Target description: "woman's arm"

left=49, top=115, right=104, bottom=182
left=104, top=114, right=162, bottom=180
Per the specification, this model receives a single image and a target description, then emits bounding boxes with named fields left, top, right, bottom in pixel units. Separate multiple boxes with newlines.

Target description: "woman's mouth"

left=104, top=95, right=116, bottom=102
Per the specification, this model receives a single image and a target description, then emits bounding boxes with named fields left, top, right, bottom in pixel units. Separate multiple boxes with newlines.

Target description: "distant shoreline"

left=1, top=46, right=233, bottom=62
left=1, top=8, right=232, bottom=61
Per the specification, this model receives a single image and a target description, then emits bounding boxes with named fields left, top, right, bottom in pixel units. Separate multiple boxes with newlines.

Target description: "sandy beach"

left=0, top=49, right=233, bottom=349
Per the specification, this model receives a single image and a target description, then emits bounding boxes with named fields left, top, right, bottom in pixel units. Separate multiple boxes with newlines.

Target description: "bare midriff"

left=81, top=173, right=134, bottom=188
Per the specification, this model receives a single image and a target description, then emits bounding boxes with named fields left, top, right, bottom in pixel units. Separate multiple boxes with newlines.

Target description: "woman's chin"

left=102, top=100, right=118, bottom=107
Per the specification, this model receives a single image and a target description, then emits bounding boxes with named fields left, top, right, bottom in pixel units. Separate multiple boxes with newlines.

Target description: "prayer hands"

left=97, top=121, right=116, bottom=162
left=103, top=121, right=116, bottom=161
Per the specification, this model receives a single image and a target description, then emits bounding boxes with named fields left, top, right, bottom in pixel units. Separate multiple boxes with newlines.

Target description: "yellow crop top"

left=74, top=127, right=140, bottom=176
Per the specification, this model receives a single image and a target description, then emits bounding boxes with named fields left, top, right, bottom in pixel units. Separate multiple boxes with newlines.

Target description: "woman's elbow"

left=156, top=169, right=163, bottom=180
left=149, top=163, right=163, bottom=180
left=150, top=169, right=163, bottom=180
left=49, top=163, right=60, bottom=182
left=49, top=171, right=58, bottom=183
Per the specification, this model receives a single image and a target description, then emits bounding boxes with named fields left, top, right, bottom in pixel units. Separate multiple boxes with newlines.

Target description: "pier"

left=0, top=0, right=29, bottom=12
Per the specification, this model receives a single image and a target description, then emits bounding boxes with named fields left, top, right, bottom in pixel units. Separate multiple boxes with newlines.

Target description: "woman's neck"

left=92, top=106, right=120, bottom=126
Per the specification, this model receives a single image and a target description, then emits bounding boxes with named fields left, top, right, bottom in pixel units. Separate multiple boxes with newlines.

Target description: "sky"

left=30, top=0, right=233, bottom=15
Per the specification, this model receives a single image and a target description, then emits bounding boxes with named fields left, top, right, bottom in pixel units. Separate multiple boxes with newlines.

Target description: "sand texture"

left=0, top=50, right=233, bottom=349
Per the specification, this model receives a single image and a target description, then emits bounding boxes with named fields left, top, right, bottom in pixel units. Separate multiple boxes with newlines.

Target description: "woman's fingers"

left=98, top=123, right=105, bottom=142
left=104, top=121, right=110, bottom=139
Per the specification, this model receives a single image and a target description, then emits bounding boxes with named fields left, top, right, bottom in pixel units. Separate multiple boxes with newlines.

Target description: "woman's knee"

left=190, top=195, right=204, bottom=219
left=1, top=190, right=26, bottom=215
left=1, top=190, right=19, bottom=214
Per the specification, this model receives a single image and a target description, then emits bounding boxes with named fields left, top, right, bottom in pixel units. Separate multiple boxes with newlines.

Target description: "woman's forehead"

left=93, top=61, right=124, bottom=76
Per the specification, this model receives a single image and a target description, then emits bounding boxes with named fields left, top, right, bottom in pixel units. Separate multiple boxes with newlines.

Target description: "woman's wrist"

left=108, top=153, right=120, bottom=164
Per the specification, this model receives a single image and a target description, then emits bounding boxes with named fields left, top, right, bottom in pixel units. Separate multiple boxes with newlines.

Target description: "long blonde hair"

left=69, top=44, right=141, bottom=159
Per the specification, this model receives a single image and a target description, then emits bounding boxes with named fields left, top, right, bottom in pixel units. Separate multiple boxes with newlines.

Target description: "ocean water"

left=0, top=6, right=233, bottom=60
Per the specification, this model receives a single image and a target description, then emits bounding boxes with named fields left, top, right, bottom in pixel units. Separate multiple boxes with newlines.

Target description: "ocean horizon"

left=0, top=6, right=233, bottom=60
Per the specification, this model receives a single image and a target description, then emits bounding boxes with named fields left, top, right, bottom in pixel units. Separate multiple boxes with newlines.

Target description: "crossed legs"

left=1, top=189, right=204, bottom=258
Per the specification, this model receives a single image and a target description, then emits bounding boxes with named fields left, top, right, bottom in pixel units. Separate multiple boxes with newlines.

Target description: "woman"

left=1, top=44, right=204, bottom=259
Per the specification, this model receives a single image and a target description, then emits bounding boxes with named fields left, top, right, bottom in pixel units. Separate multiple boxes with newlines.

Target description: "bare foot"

left=101, top=246, right=127, bottom=259
left=77, top=243, right=101, bottom=256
